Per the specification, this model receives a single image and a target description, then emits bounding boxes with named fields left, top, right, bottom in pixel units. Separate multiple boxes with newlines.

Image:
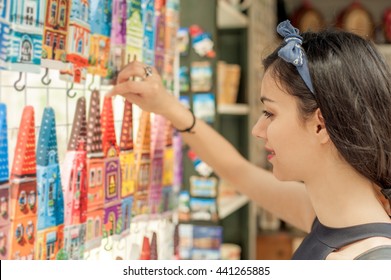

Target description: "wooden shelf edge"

left=217, top=0, right=248, bottom=29
left=217, top=103, right=249, bottom=115
left=218, top=194, right=249, bottom=219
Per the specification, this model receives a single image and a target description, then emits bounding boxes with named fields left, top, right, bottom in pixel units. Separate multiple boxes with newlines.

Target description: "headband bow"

left=277, top=20, right=315, bottom=95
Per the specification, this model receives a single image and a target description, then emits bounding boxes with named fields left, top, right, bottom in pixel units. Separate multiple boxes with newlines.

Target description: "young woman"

left=107, top=20, right=391, bottom=259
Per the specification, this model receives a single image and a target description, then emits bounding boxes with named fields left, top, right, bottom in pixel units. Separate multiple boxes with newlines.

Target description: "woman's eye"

left=262, top=110, right=273, bottom=119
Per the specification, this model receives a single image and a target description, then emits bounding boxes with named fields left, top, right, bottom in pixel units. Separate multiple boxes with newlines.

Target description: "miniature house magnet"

left=35, top=107, right=65, bottom=260
left=84, top=90, right=104, bottom=251
left=0, top=103, right=10, bottom=260
left=60, top=0, right=91, bottom=84
left=9, top=106, right=37, bottom=260
left=101, top=96, right=122, bottom=238
left=88, top=0, right=113, bottom=77
left=41, top=0, right=71, bottom=70
left=4, top=0, right=46, bottom=73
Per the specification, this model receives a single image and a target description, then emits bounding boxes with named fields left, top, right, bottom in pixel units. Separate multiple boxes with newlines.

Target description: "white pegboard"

left=0, top=68, right=139, bottom=169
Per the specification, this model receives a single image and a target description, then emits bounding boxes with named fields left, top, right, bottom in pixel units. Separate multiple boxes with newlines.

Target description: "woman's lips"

left=265, top=147, right=275, bottom=160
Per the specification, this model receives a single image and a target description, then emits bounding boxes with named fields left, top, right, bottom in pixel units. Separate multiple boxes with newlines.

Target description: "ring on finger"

left=144, top=65, right=153, bottom=77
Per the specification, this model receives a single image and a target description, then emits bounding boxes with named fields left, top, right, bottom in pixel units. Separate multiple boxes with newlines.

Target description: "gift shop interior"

left=0, top=0, right=390, bottom=260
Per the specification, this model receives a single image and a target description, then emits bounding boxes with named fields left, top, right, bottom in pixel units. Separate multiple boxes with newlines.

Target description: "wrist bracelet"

left=176, top=110, right=196, bottom=133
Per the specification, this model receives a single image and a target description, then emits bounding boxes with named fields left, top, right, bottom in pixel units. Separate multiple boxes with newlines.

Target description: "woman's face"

left=252, top=70, right=319, bottom=181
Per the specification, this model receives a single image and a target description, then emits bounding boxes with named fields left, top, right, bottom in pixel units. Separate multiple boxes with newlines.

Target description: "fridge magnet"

left=126, top=0, right=143, bottom=63
left=0, top=103, right=9, bottom=260
left=178, top=191, right=190, bottom=222
left=101, top=96, right=122, bottom=239
left=4, top=0, right=45, bottom=73
left=190, top=61, right=213, bottom=92
left=154, top=0, right=166, bottom=74
left=189, top=197, right=218, bottom=222
left=120, top=100, right=135, bottom=199
left=103, top=0, right=128, bottom=85
left=190, top=176, right=217, bottom=198
left=179, top=66, right=190, bottom=92
left=59, top=0, right=91, bottom=84
left=188, top=150, right=213, bottom=177
left=192, top=225, right=222, bottom=260
left=133, top=111, right=152, bottom=216
left=85, top=90, right=104, bottom=251
left=177, top=27, right=190, bottom=56
left=189, top=24, right=216, bottom=58
left=88, top=0, right=113, bottom=77
left=179, top=95, right=191, bottom=109
left=142, top=0, right=156, bottom=66
left=35, top=108, right=66, bottom=260
left=178, top=223, right=193, bottom=260
left=149, top=114, right=166, bottom=214
left=162, top=121, right=175, bottom=189
left=41, top=0, right=71, bottom=70
left=62, top=97, right=88, bottom=227
left=192, top=93, right=216, bottom=124
left=63, top=223, right=86, bottom=260
left=9, top=106, right=37, bottom=260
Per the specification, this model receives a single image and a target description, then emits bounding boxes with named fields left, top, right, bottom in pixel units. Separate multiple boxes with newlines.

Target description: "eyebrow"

left=260, top=96, right=275, bottom=103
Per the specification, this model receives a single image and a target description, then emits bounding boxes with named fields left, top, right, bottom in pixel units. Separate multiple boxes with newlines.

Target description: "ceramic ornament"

left=62, top=97, right=88, bottom=226
left=154, top=0, right=166, bottom=75
left=126, top=0, right=143, bottom=63
left=88, top=0, right=113, bottom=77
left=133, top=111, right=151, bottom=216
left=139, top=235, right=150, bottom=260
left=142, top=0, right=156, bottom=66
left=101, top=96, right=122, bottom=238
left=119, top=100, right=135, bottom=236
left=41, top=0, right=71, bottom=70
left=35, top=107, right=65, bottom=260
left=0, top=0, right=11, bottom=70
left=9, top=106, right=37, bottom=260
left=0, top=103, right=10, bottom=260
left=60, top=0, right=91, bottom=84
left=149, top=114, right=165, bottom=214
left=61, top=97, right=88, bottom=260
left=103, top=0, right=127, bottom=84
left=84, top=90, right=105, bottom=251
left=150, top=231, right=158, bottom=260
left=2, top=0, right=46, bottom=73
left=163, top=0, right=180, bottom=92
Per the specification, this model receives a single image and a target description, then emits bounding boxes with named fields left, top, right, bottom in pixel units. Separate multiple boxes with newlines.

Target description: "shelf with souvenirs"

left=0, top=0, right=188, bottom=261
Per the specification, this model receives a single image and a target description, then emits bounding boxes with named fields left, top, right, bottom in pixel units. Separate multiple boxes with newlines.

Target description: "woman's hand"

left=106, top=61, right=177, bottom=116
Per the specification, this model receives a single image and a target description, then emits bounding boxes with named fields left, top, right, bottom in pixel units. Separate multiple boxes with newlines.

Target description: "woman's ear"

left=313, top=108, right=330, bottom=144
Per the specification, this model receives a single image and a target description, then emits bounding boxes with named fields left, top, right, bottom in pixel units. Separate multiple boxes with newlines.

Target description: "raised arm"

left=107, top=61, right=316, bottom=232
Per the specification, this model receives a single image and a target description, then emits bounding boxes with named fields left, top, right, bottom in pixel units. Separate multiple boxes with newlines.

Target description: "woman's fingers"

left=106, top=80, right=156, bottom=98
left=117, top=61, right=154, bottom=84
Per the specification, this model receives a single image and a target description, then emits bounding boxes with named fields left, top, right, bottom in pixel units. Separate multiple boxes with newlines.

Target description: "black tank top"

left=292, top=218, right=391, bottom=259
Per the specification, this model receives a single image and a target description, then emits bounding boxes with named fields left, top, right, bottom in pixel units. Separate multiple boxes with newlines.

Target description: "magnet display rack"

left=179, top=0, right=260, bottom=260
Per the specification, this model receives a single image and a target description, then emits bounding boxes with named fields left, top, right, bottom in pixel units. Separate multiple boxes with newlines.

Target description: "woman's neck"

left=304, top=160, right=390, bottom=228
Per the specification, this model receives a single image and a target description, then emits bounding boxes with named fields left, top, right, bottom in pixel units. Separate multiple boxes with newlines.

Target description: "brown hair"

left=263, top=29, right=391, bottom=201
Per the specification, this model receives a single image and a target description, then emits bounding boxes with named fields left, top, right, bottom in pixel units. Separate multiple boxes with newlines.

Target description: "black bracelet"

left=176, top=110, right=196, bottom=133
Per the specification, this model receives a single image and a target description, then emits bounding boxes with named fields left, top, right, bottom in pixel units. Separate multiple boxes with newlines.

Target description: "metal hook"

left=83, top=250, right=91, bottom=260
left=66, top=82, right=77, bottom=98
left=88, top=75, right=95, bottom=91
left=14, top=72, right=26, bottom=92
left=41, top=68, right=51, bottom=85
left=116, top=238, right=126, bottom=251
left=104, top=237, right=113, bottom=251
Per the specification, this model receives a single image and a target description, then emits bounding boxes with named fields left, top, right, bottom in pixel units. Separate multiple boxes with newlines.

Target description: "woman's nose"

left=252, top=117, right=267, bottom=140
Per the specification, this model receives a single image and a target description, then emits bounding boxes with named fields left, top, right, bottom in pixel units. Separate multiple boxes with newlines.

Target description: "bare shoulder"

left=327, top=237, right=391, bottom=260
